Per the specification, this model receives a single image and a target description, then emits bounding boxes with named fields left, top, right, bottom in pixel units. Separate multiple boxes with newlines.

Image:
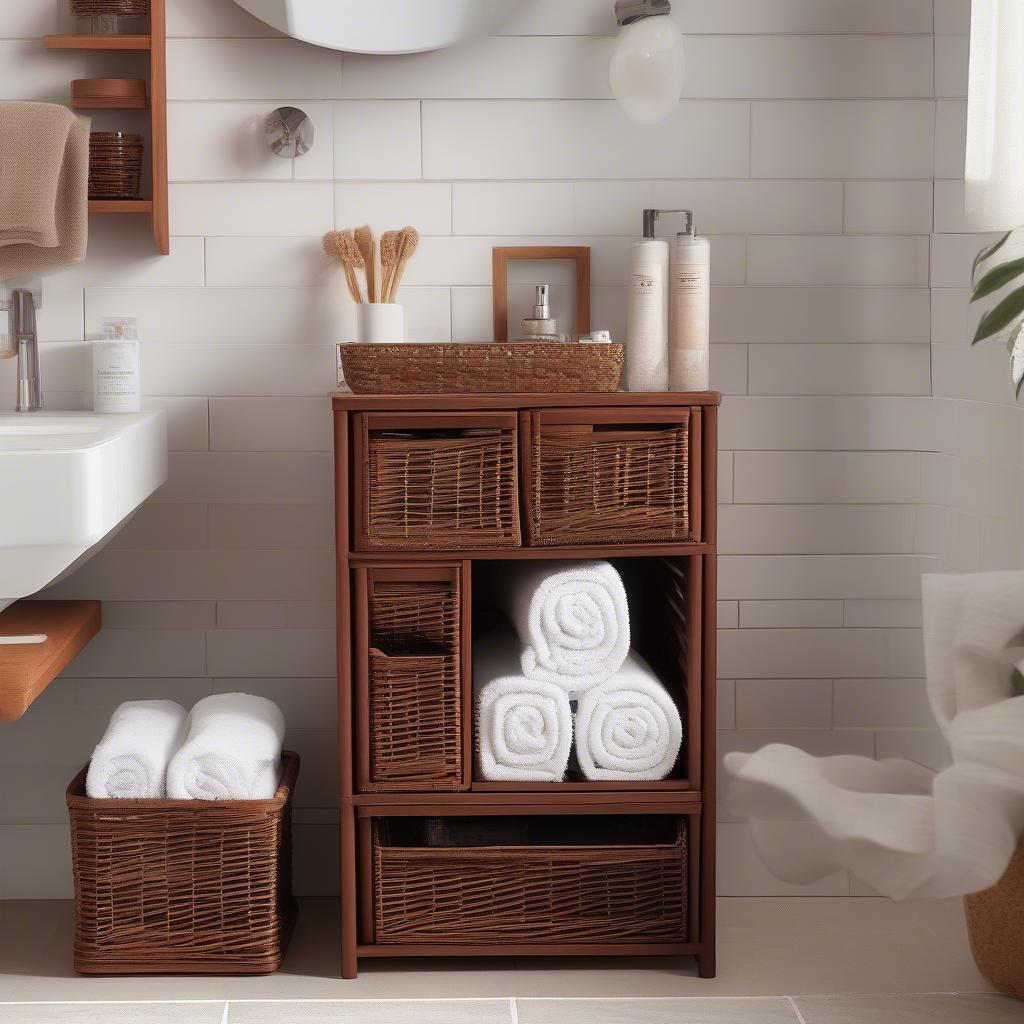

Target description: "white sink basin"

left=0, top=410, right=167, bottom=613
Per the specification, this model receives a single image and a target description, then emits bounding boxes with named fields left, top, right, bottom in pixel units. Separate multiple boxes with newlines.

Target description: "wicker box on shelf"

left=526, top=408, right=698, bottom=546
left=88, top=132, right=144, bottom=199
left=357, top=412, right=520, bottom=550
left=371, top=815, right=689, bottom=945
left=362, top=567, right=463, bottom=791
left=66, top=751, right=299, bottom=975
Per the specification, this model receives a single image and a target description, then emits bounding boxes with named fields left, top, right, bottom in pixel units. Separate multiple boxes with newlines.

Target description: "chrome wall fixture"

left=266, top=106, right=314, bottom=158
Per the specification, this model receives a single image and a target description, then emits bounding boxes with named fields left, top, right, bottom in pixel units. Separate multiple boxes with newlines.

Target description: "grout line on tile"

left=787, top=996, right=809, bottom=1024
left=509, top=996, right=519, bottom=1024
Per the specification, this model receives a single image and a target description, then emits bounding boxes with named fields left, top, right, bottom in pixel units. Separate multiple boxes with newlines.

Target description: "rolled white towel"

left=474, top=631, right=572, bottom=782
left=575, top=652, right=682, bottom=781
left=166, top=693, right=285, bottom=800
left=494, top=560, right=630, bottom=694
left=86, top=700, right=188, bottom=799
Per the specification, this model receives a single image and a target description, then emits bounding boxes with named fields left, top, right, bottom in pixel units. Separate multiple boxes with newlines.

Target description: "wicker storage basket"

left=365, top=569, right=463, bottom=791
left=964, top=840, right=1024, bottom=998
left=372, top=815, right=688, bottom=945
left=72, top=0, right=148, bottom=15
left=89, top=131, right=144, bottom=199
left=67, top=751, right=299, bottom=975
left=527, top=409, right=694, bottom=545
left=359, top=412, right=520, bottom=550
left=338, top=342, right=624, bottom=395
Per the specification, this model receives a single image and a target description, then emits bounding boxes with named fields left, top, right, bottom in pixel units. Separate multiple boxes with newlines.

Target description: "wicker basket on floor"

left=67, top=751, right=299, bottom=975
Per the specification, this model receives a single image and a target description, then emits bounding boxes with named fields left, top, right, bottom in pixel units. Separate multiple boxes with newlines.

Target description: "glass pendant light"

left=609, top=0, right=685, bottom=125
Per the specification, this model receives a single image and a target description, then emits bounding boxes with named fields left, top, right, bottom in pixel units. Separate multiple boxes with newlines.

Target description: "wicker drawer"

left=356, top=566, right=466, bottom=792
left=524, top=407, right=699, bottom=546
left=355, top=412, right=520, bottom=550
left=370, top=814, right=688, bottom=945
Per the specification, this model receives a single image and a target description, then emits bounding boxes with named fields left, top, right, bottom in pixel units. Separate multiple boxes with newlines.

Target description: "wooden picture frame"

left=491, top=245, right=591, bottom=342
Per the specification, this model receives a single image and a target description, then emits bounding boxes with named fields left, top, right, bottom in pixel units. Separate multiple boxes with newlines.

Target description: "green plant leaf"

left=973, top=230, right=1013, bottom=286
left=1013, top=667, right=1024, bottom=697
left=972, top=256, right=1024, bottom=302
left=972, top=285, right=1024, bottom=344
left=1007, top=323, right=1022, bottom=353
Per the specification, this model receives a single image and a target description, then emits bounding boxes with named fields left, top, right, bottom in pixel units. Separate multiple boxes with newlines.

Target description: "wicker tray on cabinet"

left=339, top=342, right=624, bottom=395
left=67, top=752, right=299, bottom=975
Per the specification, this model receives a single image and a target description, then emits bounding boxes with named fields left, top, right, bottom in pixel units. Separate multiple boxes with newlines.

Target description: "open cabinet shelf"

left=43, top=0, right=168, bottom=254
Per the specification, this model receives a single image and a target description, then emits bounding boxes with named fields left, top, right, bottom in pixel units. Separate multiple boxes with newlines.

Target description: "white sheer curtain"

left=965, top=0, right=1024, bottom=230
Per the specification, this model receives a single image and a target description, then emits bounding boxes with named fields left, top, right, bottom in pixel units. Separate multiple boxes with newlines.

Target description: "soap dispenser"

left=520, top=284, right=558, bottom=341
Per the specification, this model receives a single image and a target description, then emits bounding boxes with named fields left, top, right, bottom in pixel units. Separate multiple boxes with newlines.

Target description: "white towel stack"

left=86, top=700, right=189, bottom=799
left=86, top=693, right=285, bottom=801
left=494, top=560, right=631, bottom=693
left=576, top=652, right=682, bottom=782
left=478, top=562, right=683, bottom=782
left=474, top=631, right=572, bottom=782
left=167, top=693, right=286, bottom=800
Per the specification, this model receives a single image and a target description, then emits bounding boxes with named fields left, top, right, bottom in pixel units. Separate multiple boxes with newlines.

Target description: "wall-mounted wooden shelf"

left=0, top=601, right=101, bottom=722
left=44, top=34, right=151, bottom=50
left=43, top=0, right=168, bottom=254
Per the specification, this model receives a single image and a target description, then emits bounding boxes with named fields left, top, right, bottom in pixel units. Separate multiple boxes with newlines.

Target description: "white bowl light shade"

left=966, top=0, right=1024, bottom=230
left=609, top=14, right=685, bottom=125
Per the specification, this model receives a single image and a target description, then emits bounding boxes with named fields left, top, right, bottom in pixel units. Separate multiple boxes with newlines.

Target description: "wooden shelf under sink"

left=0, top=601, right=101, bottom=722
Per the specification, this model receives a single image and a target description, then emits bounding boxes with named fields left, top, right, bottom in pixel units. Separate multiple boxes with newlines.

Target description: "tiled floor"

left=0, top=898, right=1018, bottom=1022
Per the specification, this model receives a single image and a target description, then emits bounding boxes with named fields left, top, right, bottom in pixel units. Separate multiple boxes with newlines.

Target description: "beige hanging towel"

left=0, top=101, right=89, bottom=280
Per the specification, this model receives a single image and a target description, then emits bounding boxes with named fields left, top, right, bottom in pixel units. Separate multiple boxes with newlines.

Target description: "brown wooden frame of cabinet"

left=333, top=390, right=720, bottom=980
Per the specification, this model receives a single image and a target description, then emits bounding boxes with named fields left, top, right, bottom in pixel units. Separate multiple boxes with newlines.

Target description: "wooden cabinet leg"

left=340, top=806, right=359, bottom=979
left=698, top=950, right=716, bottom=978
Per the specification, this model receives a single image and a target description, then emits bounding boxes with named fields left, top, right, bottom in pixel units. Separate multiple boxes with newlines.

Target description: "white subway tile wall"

left=1, top=0, right=1012, bottom=900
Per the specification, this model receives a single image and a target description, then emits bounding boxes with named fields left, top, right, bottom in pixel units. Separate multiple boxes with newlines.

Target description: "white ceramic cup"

left=358, top=303, right=405, bottom=343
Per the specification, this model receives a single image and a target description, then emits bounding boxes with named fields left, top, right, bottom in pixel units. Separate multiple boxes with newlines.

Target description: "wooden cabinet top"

left=331, top=390, right=722, bottom=412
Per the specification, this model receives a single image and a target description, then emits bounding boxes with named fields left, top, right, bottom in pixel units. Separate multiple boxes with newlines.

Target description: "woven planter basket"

left=373, top=816, right=688, bottom=945
left=89, top=132, right=144, bottom=199
left=965, top=840, right=1024, bottom=999
left=67, top=751, right=299, bottom=975
left=339, top=342, right=624, bottom=394
left=366, top=573, right=462, bottom=791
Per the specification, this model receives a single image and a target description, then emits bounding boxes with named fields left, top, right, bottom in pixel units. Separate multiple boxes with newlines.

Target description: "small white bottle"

left=93, top=317, right=141, bottom=413
left=668, top=215, right=711, bottom=392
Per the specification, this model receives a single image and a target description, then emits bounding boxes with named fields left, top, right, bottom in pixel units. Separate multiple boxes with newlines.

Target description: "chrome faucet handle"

left=10, top=288, right=41, bottom=413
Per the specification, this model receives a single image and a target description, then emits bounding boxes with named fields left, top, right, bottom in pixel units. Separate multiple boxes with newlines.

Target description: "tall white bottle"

left=625, top=210, right=670, bottom=391
left=668, top=215, right=711, bottom=392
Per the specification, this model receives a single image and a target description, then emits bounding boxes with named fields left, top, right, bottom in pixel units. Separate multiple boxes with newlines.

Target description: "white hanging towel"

left=86, top=700, right=188, bottom=799
left=725, top=572, right=1024, bottom=899
left=167, top=693, right=285, bottom=800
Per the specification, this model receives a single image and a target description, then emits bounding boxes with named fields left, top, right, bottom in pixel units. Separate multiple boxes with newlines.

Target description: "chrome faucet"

left=7, top=289, right=42, bottom=413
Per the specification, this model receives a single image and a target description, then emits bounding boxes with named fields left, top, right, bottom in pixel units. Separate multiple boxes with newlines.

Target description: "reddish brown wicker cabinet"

left=334, top=391, right=720, bottom=979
